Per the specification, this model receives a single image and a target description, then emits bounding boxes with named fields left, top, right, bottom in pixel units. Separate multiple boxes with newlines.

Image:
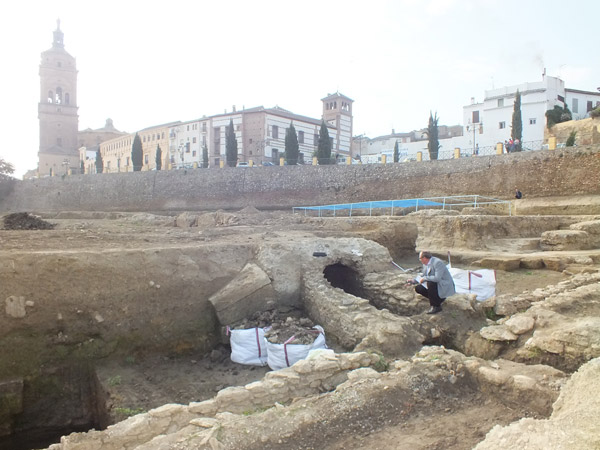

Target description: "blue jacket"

left=420, top=256, right=456, bottom=299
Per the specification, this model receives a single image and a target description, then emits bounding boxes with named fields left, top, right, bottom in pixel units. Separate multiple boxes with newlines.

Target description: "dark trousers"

left=415, top=282, right=445, bottom=307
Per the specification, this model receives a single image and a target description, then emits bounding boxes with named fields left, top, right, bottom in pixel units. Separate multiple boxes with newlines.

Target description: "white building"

left=462, top=75, right=600, bottom=152
left=353, top=75, right=600, bottom=162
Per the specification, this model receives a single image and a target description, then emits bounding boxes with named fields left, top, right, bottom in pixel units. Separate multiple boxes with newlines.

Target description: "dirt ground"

left=0, top=210, right=576, bottom=449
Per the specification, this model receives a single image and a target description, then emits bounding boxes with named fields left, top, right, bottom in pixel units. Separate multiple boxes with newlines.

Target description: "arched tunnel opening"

left=323, top=263, right=367, bottom=299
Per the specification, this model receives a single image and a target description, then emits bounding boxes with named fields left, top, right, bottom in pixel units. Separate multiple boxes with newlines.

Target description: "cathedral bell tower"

left=321, top=92, right=353, bottom=155
left=38, top=19, right=79, bottom=176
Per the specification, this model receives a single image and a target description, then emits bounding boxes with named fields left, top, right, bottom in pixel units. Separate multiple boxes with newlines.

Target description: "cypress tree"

left=155, top=144, right=162, bottom=170
left=317, top=120, right=332, bottom=165
left=225, top=119, right=238, bottom=167
left=95, top=150, right=103, bottom=173
left=511, top=90, right=523, bottom=151
left=427, top=112, right=440, bottom=160
left=202, top=144, right=209, bottom=168
left=393, top=140, right=399, bottom=163
left=285, top=123, right=300, bottom=165
left=131, top=133, right=143, bottom=171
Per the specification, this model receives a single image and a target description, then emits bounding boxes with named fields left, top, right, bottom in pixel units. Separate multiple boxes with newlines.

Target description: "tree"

left=545, top=104, right=572, bottom=129
left=511, top=90, right=523, bottom=152
left=202, top=144, right=209, bottom=168
left=426, top=112, right=440, bottom=160
left=284, top=123, right=299, bottom=165
left=225, top=119, right=238, bottom=167
left=393, top=140, right=399, bottom=163
left=0, top=158, right=15, bottom=176
left=155, top=144, right=162, bottom=170
left=131, top=133, right=143, bottom=171
left=316, top=120, right=332, bottom=165
left=95, top=150, right=103, bottom=173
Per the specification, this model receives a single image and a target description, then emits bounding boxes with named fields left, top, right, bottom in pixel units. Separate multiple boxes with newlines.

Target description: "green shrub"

left=566, top=131, right=577, bottom=147
left=591, top=106, right=600, bottom=118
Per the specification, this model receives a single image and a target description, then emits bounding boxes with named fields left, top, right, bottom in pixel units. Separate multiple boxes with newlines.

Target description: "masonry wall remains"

left=1, top=146, right=598, bottom=213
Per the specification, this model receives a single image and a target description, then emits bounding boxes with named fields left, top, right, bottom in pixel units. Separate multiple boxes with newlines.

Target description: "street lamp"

left=62, top=158, right=70, bottom=175
left=466, top=121, right=483, bottom=155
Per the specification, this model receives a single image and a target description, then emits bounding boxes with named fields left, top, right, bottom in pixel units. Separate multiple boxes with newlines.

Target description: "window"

left=192, top=150, right=197, bottom=157
left=498, top=99, right=504, bottom=107
left=249, top=138, right=253, bottom=144
left=529, top=118, right=537, bottom=125
left=272, top=125, right=279, bottom=139
left=499, top=121, right=506, bottom=129
left=202, top=122, right=207, bottom=132
left=193, top=137, right=197, bottom=143
left=314, top=133, right=318, bottom=146
left=185, top=142, right=190, bottom=153
left=127, top=157, right=130, bottom=166
left=144, top=155, right=148, bottom=164
left=587, top=101, right=593, bottom=112
left=236, top=125, right=241, bottom=131
left=472, top=111, right=480, bottom=123
left=187, top=125, right=190, bottom=131
left=298, top=131, right=304, bottom=144
left=572, top=98, right=579, bottom=113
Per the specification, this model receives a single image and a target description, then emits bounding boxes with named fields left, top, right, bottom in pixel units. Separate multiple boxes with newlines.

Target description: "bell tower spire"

left=52, top=18, right=64, bottom=49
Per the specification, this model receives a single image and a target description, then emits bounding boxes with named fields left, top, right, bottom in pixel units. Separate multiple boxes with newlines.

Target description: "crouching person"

left=411, top=251, right=456, bottom=314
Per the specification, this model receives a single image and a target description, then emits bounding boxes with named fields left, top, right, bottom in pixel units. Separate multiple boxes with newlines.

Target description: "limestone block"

left=474, top=257, right=521, bottom=271
left=174, top=212, right=199, bottom=228
left=347, top=367, right=381, bottom=381
left=570, top=220, right=600, bottom=235
left=505, top=315, right=535, bottom=335
left=5, top=296, right=26, bottom=318
left=291, top=360, right=313, bottom=374
left=540, top=230, right=590, bottom=251
left=148, top=403, right=187, bottom=418
left=510, top=374, right=537, bottom=390
left=312, top=359, right=340, bottom=373
left=541, top=258, right=567, bottom=272
left=478, top=366, right=510, bottom=385
left=190, top=417, right=219, bottom=428
left=215, top=386, right=252, bottom=406
left=480, top=325, right=518, bottom=341
left=494, top=296, right=531, bottom=316
left=208, top=263, right=276, bottom=324
left=188, top=399, right=218, bottom=416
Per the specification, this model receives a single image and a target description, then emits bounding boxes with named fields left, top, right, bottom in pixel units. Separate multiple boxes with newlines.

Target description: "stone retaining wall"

left=1, top=146, right=599, bottom=213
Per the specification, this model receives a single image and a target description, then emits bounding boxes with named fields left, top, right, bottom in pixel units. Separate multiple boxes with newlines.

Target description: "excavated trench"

left=0, top=365, right=109, bottom=450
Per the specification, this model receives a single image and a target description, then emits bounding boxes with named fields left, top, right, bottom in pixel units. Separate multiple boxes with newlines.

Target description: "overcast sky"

left=2, top=0, right=598, bottom=177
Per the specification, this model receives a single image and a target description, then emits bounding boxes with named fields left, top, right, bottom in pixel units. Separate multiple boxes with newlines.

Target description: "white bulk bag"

left=265, top=326, right=327, bottom=371
left=229, top=327, right=268, bottom=366
left=448, top=267, right=496, bottom=301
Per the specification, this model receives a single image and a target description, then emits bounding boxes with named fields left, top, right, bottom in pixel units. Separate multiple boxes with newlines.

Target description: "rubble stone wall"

left=0, top=146, right=599, bottom=213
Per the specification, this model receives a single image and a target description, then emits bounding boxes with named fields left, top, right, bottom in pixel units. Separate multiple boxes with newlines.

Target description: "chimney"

left=233, top=105, right=236, bottom=112
left=471, top=97, right=475, bottom=104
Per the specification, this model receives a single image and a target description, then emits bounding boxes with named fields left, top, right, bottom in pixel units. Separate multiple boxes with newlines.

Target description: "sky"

left=1, top=0, right=598, bottom=178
